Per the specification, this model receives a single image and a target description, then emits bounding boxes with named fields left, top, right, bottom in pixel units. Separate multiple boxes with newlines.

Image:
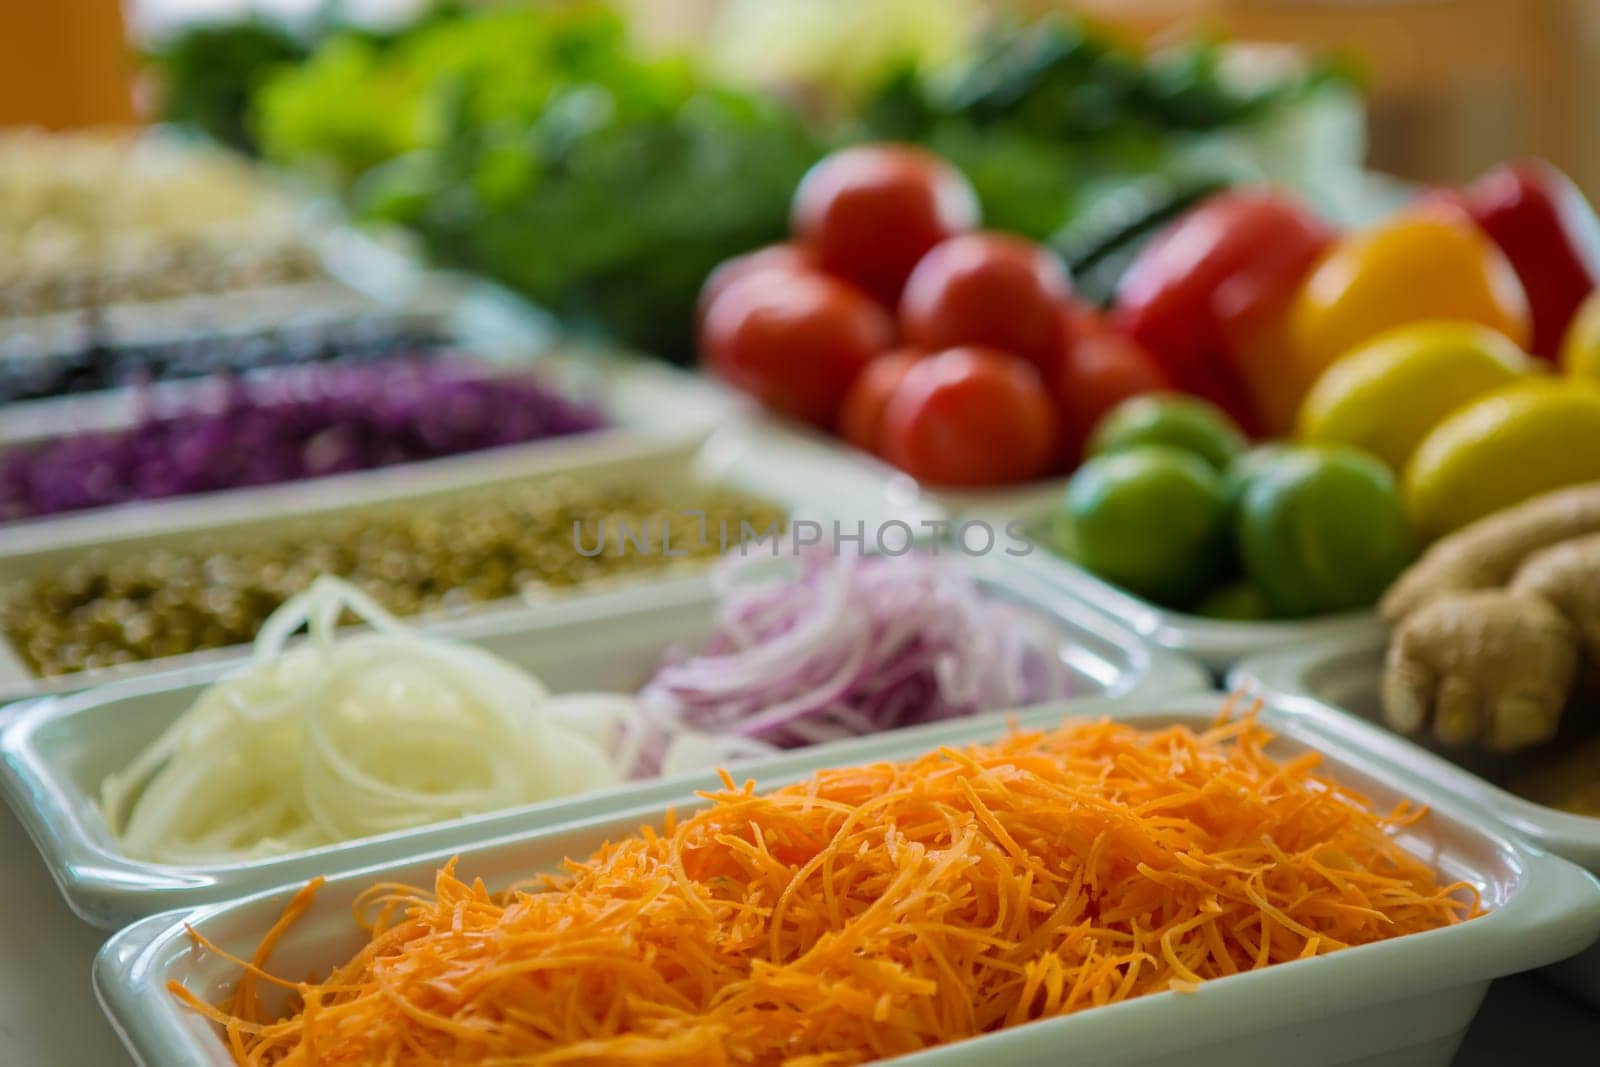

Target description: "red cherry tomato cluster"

left=698, top=144, right=1171, bottom=489
left=698, top=144, right=1600, bottom=491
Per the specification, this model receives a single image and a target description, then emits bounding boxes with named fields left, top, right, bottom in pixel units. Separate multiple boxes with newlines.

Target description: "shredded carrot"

left=182, top=713, right=1480, bottom=1065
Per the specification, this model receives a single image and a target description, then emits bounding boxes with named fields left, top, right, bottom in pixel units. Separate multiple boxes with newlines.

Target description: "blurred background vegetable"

left=705, top=0, right=979, bottom=111
left=0, top=361, right=606, bottom=522
left=1046, top=393, right=1414, bottom=619
left=146, top=2, right=1360, bottom=364
left=147, top=15, right=310, bottom=155
left=262, top=5, right=819, bottom=362
left=865, top=14, right=1359, bottom=242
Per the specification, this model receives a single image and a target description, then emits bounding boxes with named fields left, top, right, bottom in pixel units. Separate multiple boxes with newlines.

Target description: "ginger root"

left=1384, top=590, right=1577, bottom=751
left=1510, top=531, right=1600, bottom=662
left=1381, top=481, right=1600, bottom=622
left=1382, top=482, right=1600, bottom=751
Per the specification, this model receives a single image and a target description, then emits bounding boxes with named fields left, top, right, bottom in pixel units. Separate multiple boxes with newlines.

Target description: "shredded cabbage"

left=102, top=577, right=634, bottom=864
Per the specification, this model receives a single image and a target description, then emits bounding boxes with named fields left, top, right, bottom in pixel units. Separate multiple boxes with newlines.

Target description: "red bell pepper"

left=1112, top=189, right=1334, bottom=436
left=1452, top=160, right=1600, bottom=360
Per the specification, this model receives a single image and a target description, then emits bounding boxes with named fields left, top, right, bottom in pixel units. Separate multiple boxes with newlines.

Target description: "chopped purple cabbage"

left=0, top=360, right=606, bottom=520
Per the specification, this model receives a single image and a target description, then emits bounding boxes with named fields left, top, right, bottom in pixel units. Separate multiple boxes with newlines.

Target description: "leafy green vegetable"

left=863, top=16, right=1352, bottom=241
left=148, top=17, right=308, bottom=154
left=148, top=4, right=472, bottom=155
left=257, top=6, right=818, bottom=361
left=1051, top=169, right=1235, bottom=307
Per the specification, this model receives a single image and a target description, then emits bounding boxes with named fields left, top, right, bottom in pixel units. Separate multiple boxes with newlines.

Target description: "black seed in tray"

left=0, top=315, right=450, bottom=404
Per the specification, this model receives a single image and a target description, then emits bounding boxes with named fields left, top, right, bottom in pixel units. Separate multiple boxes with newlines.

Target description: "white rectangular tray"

left=0, top=341, right=736, bottom=544
left=704, top=421, right=1385, bottom=675
left=0, top=552, right=1205, bottom=927
left=708, top=413, right=1071, bottom=528
left=93, top=693, right=1600, bottom=1067
left=1006, top=547, right=1383, bottom=675
left=0, top=436, right=818, bottom=704
left=1231, top=634, right=1600, bottom=1004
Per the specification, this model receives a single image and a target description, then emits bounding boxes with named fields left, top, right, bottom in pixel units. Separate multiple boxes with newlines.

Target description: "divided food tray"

left=94, top=694, right=1600, bottom=1067
left=1231, top=633, right=1600, bottom=1003
left=0, top=552, right=1205, bottom=927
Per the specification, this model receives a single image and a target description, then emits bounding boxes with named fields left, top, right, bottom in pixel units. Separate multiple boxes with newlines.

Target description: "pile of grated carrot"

left=177, top=713, right=1480, bottom=1065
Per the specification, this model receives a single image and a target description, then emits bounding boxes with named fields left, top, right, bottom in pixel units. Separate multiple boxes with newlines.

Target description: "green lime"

left=1218, top=444, right=1294, bottom=574
left=1220, top=444, right=1293, bottom=513
left=1061, top=445, right=1230, bottom=607
left=1194, top=579, right=1272, bottom=621
left=1086, top=393, right=1248, bottom=471
left=1237, top=444, right=1416, bottom=618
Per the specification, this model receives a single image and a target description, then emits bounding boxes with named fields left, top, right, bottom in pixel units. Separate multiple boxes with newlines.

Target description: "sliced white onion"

left=103, top=577, right=635, bottom=864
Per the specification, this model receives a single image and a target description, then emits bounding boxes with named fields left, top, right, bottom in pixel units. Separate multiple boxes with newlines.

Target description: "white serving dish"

left=1231, top=633, right=1600, bottom=1004
left=94, top=693, right=1600, bottom=1067
left=709, top=413, right=1074, bottom=529
left=0, top=552, right=1205, bottom=928
left=0, top=435, right=875, bottom=704
left=705, top=421, right=1386, bottom=676
left=0, top=340, right=736, bottom=541
left=1006, top=547, right=1383, bottom=675
left=0, top=277, right=412, bottom=364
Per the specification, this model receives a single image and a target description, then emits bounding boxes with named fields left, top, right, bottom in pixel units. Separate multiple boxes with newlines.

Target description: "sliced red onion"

left=634, top=550, right=1072, bottom=758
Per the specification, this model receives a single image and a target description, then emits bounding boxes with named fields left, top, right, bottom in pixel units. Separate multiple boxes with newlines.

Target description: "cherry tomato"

left=696, top=243, right=815, bottom=328
left=702, top=270, right=893, bottom=426
left=899, top=233, right=1073, bottom=375
left=792, top=144, right=980, bottom=306
left=880, top=347, right=1058, bottom=486
left=837, top=348, right=924, bottom=456
left=1053, top=305, right=1171, bottom=461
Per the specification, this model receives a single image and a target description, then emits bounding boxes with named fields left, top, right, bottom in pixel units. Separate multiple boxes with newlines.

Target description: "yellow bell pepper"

left=1285, top=208, right=1531, bottom=416
left=1562, top=288, right=1600, bottom=381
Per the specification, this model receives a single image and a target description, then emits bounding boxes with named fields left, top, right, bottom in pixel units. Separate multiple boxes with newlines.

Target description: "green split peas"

left=0, top=479, right=783, bottom=676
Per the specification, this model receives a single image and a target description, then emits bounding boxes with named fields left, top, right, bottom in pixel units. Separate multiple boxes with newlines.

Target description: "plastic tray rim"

left=1231, top=632, right=1600, bottom=869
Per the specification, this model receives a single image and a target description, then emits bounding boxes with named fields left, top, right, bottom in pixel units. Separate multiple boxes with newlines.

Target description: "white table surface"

left=2, top=801, right=1595, bottom=1064
left=1, top=805, right=125, bottom=1063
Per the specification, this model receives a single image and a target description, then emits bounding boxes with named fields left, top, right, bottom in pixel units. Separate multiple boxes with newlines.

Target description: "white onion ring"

left=101, top=577, right=663, bottom=864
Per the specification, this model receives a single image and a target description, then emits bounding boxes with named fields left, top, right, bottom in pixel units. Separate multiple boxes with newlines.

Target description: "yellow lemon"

left=1561, top=289, right=1600, bottom=381
left=1404, top=379, right=1600, bottom=540
left=1297, top=320, right=1534, bottom=471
